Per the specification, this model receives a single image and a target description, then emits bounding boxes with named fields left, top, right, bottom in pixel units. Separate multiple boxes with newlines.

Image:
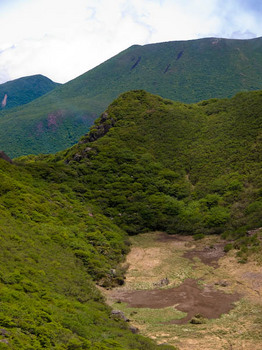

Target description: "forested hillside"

left=0, top=89, right=261, bottom=348
left=0, top=157, right=173, bottom=349
left=0, top=75, right=59, bottom=110
left=1, top=37, right=262, bottom=157
left=58, top=90, right=262, bottom=256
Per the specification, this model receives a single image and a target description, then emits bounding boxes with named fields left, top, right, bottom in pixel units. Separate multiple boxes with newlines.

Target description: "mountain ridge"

left=0, top=74, right=60, bottom=110
left=0, top=88, right=261, bottom=348
left=1, top=36, right=262, bottom=157
left=53, top=89, right=261, bottom=239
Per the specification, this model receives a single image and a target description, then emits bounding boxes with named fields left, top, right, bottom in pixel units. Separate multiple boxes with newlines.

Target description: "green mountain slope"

left=1, top=89, right=261, bottom=348
left=58, top=90, right=262, bottom=251
left=0, top=74, right=59, bottom=110
left=1, top=37, right=262, bottom=157
left=0, top=158, right=173, bottom=350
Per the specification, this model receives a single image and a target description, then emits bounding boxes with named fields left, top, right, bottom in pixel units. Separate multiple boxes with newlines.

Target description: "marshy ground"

left=102, top=232, right=262, bottom=350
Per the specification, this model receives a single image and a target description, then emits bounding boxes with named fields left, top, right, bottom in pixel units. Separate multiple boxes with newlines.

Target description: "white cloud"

left=0, top=0, right=261, bottom=84
left=230, top=30, right=256, bottom=39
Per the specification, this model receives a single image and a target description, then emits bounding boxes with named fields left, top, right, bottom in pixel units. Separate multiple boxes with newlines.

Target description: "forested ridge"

left=1, top=37, right=262, bottom=157
left=0, top=75, right=59, bottom=110
left=0, top=89, right=261, bottom=348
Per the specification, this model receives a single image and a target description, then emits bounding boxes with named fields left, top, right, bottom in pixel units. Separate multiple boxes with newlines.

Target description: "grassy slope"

left=0, top=159, right=173, bottom=349
left=1, top=89, right=261, bottom=348
left=0, top=74, right=59, bottom=110
left=58, top=90, right=262, bottom=256
left=1, top=37, right=262, bottom=157
left=108, top=232, right=262, bottom=349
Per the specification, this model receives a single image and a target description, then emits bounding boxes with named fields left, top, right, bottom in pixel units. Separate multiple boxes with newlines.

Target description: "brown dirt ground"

left=103, top=232, right=262, bottom=350
left=157, top=232, right=226, bottom=267
left=110, top=278, right=240, bottom=324
left=183, top=244, right=225, bottom=267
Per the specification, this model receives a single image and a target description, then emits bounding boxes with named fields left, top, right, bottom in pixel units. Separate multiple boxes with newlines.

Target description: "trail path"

left=103, top=232, right=262, bottom=350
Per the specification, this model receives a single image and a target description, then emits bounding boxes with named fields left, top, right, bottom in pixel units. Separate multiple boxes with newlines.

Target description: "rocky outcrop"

left=111, top=310, right=139, bottom=334
left=111, top=310, right=129, bottom=322
left=129, top=325, right=139, bottom=334
left=246, top=227, right=262, bottom=236
left=1, top=94, right=7, bottom=108
left=153, top=277, right=170, bottom=287
left=65, top=146, right=97, bottom=164
left=0, top=151, right=12, bottom=164
left=79, top=112, right=116, bottom=144
left=66, top=112, right=116, bottom=163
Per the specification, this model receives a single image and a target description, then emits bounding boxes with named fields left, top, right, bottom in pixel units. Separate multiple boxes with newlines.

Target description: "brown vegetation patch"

left=111, top=278, right=240, bottom=324
left=218, top=255, right=262, bottom=302
left=157, top=233, right=192, bottom=243
left=103, top=232, right=262, bottom=349
left=157, top=232, right=226, bottom=267
left=126, top=247, right=162, bottom=272
left=183, top=243, right=225, bottom=267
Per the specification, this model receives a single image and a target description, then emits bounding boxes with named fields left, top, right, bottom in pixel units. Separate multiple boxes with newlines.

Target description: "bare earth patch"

left=110, top=278, right=240, bottom=324
left=103, top=232, right=262, bottom=350
left=183, top=243, right=225, bottom=267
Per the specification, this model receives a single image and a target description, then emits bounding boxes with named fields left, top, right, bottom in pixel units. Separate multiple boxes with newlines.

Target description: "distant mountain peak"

left=0, top=74, right=60, bottom=110
left=1, top=37, right=262, bottom=157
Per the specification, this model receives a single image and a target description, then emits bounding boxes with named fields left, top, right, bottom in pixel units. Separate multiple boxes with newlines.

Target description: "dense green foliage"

left=56, top=90, right=262, bottom=252
left=0, top=75, right=59, bottom=110
left=1, top=88, right=261, bottom=348
left=0, top=159, right=173, bottom=349
left=1, top=37, right=262, bottom=157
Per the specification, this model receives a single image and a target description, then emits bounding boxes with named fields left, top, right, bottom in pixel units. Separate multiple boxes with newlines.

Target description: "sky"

left=0, top=0, right=262, bottom=84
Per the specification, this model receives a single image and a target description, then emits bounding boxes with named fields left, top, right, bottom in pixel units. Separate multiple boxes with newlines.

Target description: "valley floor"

left=102, top=232, right=262, bottom=350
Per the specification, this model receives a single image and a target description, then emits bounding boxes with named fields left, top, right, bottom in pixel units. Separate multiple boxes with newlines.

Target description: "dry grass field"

left=102, top=232, right=262, bottom=350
